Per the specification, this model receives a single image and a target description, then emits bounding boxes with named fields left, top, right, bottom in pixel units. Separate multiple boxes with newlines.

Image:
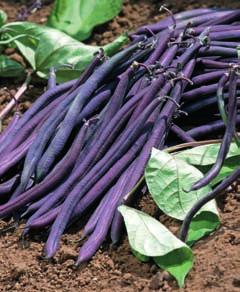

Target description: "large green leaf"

left=145, top=148, right=220, bottom=242
left=1, top=22, right=128, bottom=82
left=145, top=148, right=218, bottom=220
left=119, top=206, right=194, bottom=287
left=47, top=0, right=123, bottom=41
left=0, top=55, right=24, bottom=77
left=175, top=142, right=240, bottom=166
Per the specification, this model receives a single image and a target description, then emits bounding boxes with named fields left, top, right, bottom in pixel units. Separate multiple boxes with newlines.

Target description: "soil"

left=0, top=0, right=239, bottom=291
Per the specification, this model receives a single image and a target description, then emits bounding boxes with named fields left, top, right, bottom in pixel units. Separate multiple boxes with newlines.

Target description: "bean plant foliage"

left=0, top=21, right=128, bottom=82
left=120, top=141, right=240, bottom=286
left=0, top=10, right=23, bottom=77
left=47, top=0, right=123, bottom=40
left=0, top=55, right=24, bottom=77
left=119, top=206, right=194, bottom=288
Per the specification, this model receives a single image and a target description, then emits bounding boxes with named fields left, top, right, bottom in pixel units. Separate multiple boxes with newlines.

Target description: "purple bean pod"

left=0, top=175, right=19, bottom=196
left=171, top=124, right=196, bottom=142
left=190, top=69, right=238, bottom=191
left=0, top=112, right=20, bottom=145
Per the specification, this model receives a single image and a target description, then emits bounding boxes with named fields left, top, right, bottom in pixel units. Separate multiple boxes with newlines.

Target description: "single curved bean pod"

left=191, top=70, right=226, bottom=87
left=82, top=189, right=111, bottom=237
left=190, top=69, right=238, bottom=191
left=186, top=115, right=240, bottom=138
left=198, top=46, right=238, bottom=58
left=0, top=175, right=19, bottom=196
left=171, top=124, right=195, bottom=142
left=182, top=79, right=240, bottom=101
left=0, top=133, right=35, bottom=177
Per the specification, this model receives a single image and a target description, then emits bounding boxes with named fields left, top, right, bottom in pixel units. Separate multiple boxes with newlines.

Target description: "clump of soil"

left=0, top=1, right=240, bottom=291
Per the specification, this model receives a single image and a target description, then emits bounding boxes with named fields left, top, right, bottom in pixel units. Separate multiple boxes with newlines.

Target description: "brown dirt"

left=0, top=1, right=239, bottom=291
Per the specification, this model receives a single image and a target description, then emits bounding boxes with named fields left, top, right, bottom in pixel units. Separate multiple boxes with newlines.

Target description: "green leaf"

left=1, top=22, right=128, bottom=82
left=145, top=148, right=218, bottom=220
left=47, top=0, right=123, bottom=41
left=175, top=142, right=240, bottom=166
left=0, top=55, right=24, bottom=77
left=145, top=148, right=220, bottom=243
left=0, top=10, right=7, bottom=27
left=119, top=206, right=194, bottom=287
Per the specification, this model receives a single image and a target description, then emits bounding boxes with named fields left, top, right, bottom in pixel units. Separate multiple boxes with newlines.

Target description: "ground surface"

left=0, top=0, right=239, bottom=291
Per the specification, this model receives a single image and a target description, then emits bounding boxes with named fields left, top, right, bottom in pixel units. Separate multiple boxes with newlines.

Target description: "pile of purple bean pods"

left=0, top=7, right=240, bottom=265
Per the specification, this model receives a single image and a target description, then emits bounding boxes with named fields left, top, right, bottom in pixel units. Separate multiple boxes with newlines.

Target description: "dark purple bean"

left=0, top=133, right=35, bottom=177
left=95, top=68, right=134, bottom=137
left=182, top=79, right=240, bottom=101
left=178, top=24, right=240, bottom=37
left=210, top=41, right=240, bottom=48
left=186, top=115, right=240, bottom=138
left=0, top=112, right=20, bottom=145
left=204, top=10, right=240, bottom=26
left=23, top=192, right=55, bottom=216
left=183, top=90, right=240, bottom=114
left=198, top=46, right=237, bottom=58
left=0, top=175, right=19, bottom=196
left=171, top=124, right=195, bottom=143
left=82, top=189, right=111, bottom=237
left=210, top=30, right=240, bottom=41
left=198, top=59, right=231, bottom=69
left=191, top=70, right=226, bottom=87
left=29, top=207, right=59, bottom=229
left=217, top=73, right=229, bottom=125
